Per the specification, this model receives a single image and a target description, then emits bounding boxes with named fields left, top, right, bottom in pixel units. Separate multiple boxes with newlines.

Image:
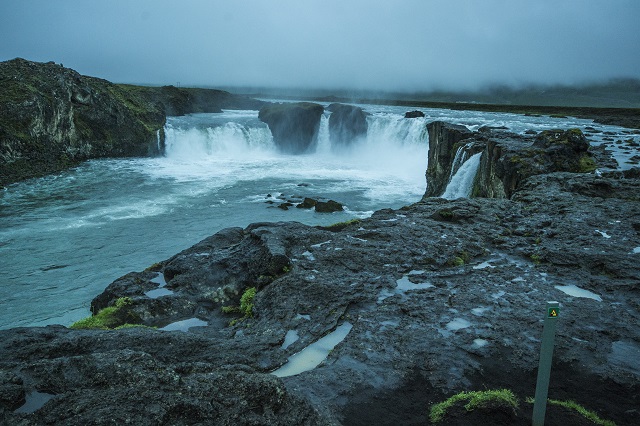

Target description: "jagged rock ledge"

left=1, top=125, right=639, bottom=425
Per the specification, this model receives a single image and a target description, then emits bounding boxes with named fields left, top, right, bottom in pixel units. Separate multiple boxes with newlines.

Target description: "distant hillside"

left=409, top=79, right=640, bottom=108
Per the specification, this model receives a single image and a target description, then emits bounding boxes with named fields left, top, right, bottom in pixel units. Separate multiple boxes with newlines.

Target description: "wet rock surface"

left=258, top=102, right=325, bottom=154
left=2, top=129, right=639, bottom=424
left=327, top=103, right=368, bottom=146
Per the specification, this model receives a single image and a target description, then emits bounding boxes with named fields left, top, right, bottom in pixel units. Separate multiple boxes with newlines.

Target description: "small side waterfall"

left=442, top=152, right=482, bottom=199
left=447, top=142, right=474, bottom=182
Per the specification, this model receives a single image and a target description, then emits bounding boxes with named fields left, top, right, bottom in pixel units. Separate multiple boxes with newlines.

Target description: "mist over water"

left=1, top=103, right=638, bottom=329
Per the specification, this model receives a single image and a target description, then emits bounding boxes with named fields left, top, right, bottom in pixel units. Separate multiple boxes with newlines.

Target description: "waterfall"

left=316, top=114, right=331, bottom=154
left=163, top=120, right=274, bottom=160
left=161, top=111, right=429, bottom=184
left=442, top=152, right=482, bottom=199
left=447, top=142, right=474, bottom=183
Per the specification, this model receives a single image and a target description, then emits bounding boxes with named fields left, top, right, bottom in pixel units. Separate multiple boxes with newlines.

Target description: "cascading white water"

left=316, top=114, right=331, bottom=154
left=164, top=120, right=274, bottom=159
left=447, top=142, right=474, bottom=182
left=442, top=152, right=482, bottom=199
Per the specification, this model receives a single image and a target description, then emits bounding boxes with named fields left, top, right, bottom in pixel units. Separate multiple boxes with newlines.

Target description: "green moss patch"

left=318, top=218, right=361, bottom=232
left=222, top=287, right=257, bottom=326
left=70, top=297, right=141, bottom=330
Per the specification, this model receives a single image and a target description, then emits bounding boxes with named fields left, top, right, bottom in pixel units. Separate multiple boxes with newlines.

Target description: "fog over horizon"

left=1, top=0, right=639, bottom=93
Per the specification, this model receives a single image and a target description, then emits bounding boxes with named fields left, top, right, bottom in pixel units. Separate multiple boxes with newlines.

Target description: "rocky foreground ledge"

left=1, top=126, right=639, bottom=425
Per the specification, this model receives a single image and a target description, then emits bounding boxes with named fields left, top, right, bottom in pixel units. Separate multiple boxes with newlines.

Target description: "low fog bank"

left=220, top=78, right=640, bottom=109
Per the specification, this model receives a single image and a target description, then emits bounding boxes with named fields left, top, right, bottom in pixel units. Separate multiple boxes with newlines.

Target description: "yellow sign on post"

left=547, top=307, right=559, bottom=318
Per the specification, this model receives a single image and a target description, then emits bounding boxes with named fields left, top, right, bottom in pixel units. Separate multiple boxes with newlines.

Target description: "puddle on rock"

left=446, top=318, right=472, bottom=331
left=473, top=261, right=496, bottom=270
left=145, top=272, right=174, bottom=299
left=281, top=330, right=299, bottom=349
left=378, top=272, right=433, bottom=303
left=272, top=322, right=353, bottom=378
left=159, top=318, right=208, bottom=332
left=14, top=391, right=55, bottom=414
left=145, top=288, right=174, bottom=299
left=555, top=285, right=602, bottom=302
left=473, top=338, right=489, bottom=348
left=471, top=307, right=490, bottom=316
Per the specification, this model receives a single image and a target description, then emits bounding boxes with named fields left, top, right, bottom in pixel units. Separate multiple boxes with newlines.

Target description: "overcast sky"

left=1, top=0, right=639, bottom=92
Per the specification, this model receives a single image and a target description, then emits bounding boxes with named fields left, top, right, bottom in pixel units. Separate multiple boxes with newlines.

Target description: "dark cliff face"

left=0, top=58, right=168, bottom=187
left=0, top=58, right=268, bottom=187
left=326, top=103, right=368, bottom=147
left=258, top=102, right=324, bottom=154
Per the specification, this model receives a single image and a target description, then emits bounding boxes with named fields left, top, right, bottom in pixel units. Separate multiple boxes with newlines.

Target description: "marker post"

left=532, top=301, right=560, bottom=426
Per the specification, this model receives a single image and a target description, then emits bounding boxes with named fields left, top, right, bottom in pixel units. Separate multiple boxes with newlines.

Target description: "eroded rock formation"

left=327, top=103, right=368, bottom=146
left=258, top=102, right=324, bottom=154
left=424, top=121, right=598, bottom=199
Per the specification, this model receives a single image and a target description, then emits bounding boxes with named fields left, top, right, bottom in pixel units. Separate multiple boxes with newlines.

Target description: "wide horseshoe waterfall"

left=0, top=102, right=635, bottom=329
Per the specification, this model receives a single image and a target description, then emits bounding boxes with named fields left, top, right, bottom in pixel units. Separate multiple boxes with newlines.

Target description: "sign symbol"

left=548, top=308, right=558, bottom=318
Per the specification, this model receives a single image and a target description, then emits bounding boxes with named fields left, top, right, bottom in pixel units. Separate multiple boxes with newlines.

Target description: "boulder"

left=314, top=200, right=344, bottom=213
left=326, top=103, right=368, bottom=146
left=258, top=102, right=324, bottom=154
left=296, top=197, right=318, bottom=209
left=404, top=110, right=425, bottom=118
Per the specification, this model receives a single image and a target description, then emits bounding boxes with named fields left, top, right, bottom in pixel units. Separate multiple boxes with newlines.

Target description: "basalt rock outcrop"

left=0, top=58, right=267, bottom=187
left=258, top=102, right=324, bottom=154
left=327, top=103, right=368, bottom=146
left=0, top=58, right=165, bottom=187
left=1, top=121, right=639, bottom=424
left=404, top=110, right=425, bottom=118
left=424, top=120, right=599, bottom=199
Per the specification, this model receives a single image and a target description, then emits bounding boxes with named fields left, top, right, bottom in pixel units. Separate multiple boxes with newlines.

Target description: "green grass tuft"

left=526, top=397, right=616, bottom=426
left=430, top=389, right=518, bottom=423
